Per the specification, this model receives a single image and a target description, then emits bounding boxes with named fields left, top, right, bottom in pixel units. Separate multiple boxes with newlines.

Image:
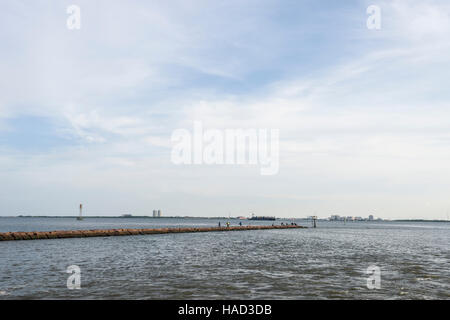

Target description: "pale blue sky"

left=1, top=0, right=450, bottom=219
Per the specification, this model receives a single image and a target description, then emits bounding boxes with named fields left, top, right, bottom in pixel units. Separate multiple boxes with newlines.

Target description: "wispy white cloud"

left=0, top=0, right=449, bottom=218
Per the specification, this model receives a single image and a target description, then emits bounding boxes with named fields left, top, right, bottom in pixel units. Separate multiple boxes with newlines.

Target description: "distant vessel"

left=248, top=213, right=276, bottom=221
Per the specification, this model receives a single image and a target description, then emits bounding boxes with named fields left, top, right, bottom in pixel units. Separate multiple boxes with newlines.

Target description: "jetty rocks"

left=0, top=225, right=305, bottom=242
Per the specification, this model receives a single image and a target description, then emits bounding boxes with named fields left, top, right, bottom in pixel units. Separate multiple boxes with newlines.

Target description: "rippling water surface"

left=0, top=217, right=449, bottom=299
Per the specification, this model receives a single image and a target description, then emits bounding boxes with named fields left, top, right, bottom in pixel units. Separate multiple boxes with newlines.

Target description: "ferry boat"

left=248, top=213, right=276, bottom=221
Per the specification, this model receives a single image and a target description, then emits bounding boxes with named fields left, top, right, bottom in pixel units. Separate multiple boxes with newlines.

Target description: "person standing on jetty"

left=226, top=222, right=230, bottom=228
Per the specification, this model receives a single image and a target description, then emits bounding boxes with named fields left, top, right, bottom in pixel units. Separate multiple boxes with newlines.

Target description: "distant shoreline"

left=1, top=216, right=448, bottom=223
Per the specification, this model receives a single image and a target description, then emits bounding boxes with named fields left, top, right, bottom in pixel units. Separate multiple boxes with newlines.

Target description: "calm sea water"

left=0, top=217, right=448, bottom=299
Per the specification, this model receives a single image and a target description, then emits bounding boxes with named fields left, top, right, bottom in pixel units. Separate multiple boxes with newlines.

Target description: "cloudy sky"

left=1, top=0, right=449, bottom=219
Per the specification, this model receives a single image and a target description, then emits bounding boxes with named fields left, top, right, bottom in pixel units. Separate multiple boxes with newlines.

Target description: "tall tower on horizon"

left=77, top=204, right=83, bottom=221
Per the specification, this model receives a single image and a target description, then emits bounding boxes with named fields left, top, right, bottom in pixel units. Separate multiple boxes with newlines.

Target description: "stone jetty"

left=0, top=225, right=305, bottom=242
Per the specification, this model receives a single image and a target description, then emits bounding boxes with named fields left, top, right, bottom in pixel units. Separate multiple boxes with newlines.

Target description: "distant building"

left=153, top=210, right=157, bottom=218
left=369, top=215, right=374, bottom=221
left=157, top=210, right=161, bottom=217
